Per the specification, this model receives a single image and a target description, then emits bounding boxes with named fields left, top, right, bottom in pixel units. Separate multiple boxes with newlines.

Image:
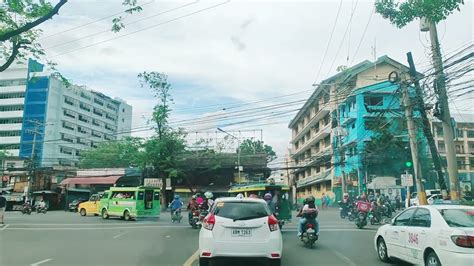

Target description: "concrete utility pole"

left=427, top=21, right=461, bottom=200
left=26, top=120, right=44, bottom=202
left=400, top=79, right=427, bottom=205
left=406, top=52, right=448, bottom=198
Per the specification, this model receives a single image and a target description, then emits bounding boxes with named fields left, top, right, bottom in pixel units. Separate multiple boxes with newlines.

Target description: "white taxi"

left=374, top=205, right=474, bottom=266
left=199, top=197, right=283, bottom=266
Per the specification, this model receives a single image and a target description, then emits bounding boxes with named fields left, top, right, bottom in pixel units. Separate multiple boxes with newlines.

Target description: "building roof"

left=288, top=55, right=415, bottom=128
left=60, top=175, right=121, bottom=186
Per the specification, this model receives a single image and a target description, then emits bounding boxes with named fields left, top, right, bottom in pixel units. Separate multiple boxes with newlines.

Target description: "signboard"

left=144, top=178, right=162, bottom=188
left=401, top=174, right=414, bottom=187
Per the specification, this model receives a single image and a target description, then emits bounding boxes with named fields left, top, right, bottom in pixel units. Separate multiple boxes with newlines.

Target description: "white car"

left=411, top=194, right=443, bottom=206
left=199, top=197, right=283, bottom=266
left=374, top=205, right=474, bottom=266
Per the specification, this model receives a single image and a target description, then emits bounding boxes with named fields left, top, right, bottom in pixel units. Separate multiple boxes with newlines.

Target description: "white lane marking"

left=332, top=250, right=357, bottom=266
left=30, top=258, right=53, bottom=266
left=165, top=235, right=171, bottom=238
left=0, top=224, right=9, bottom=231
left=112, top=231, right=129, bottom=239
left=6, top=225, right=189, bottom=231
left=183, top=250, right=199, bottom=266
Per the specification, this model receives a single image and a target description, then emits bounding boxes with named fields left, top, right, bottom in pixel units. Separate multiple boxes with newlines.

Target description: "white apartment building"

left=0, top=60, right=132, bottom=167
left=288, top=56, right=412, bottom=202
left=432, top=113, right=474, bottom=195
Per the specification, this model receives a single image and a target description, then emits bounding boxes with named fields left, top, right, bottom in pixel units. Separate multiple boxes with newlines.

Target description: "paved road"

left=0, top=209, right=410, bottom=266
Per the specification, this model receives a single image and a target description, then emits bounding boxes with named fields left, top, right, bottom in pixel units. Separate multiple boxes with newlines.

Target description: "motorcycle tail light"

left=203, top=214, right=215, bottom=231
left=451, top=235, right=474, bottom=248
left=268, top=214, right=279, bottom=231
left=306, top=223, right=314, bottom=229
left=194, top=211, right=200, bottom=216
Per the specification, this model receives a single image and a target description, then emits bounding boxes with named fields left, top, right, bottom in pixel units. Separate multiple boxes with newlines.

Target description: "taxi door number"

left=408, top=232, right=418, bottom=245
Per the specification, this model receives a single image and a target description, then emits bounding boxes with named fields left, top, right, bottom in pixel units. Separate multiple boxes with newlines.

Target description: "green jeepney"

left=99, top=186, right=160, bottom=221
left=228, top=182, right=292, bottom=228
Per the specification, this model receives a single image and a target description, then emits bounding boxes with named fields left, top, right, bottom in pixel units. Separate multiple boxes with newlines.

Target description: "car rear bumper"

left=437, top=249, right=474, bottom=265
left=199, top=229, right=283, bottom=259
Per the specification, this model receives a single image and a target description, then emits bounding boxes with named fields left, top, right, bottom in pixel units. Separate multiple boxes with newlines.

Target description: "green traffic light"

left=405, top=161, right=413, bottom=167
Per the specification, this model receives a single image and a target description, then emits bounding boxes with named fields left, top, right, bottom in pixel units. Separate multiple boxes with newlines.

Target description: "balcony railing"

left=292, top=104, right=330, bottom=143
left=292, top=124, right=331, bottom=157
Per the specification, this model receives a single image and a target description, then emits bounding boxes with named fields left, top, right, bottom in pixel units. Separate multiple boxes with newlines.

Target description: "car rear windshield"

left=439, top=209, right=474, bottom=228
left=213, top=201, right=271, bottom=221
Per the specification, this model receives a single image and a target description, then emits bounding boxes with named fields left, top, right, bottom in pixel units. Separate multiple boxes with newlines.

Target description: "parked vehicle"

left=374, top=205, right=474, bottom=266
left=78, top=193, right=102, bottom=216
left=99, top=186, right=161, bottom=221
left=300, top=219, right=318, bottom=248
left=228, top=182, right=291, bottom=229
left=68, top=198, right=87, bottom=212
left=199, top=197, right=283, bottom=266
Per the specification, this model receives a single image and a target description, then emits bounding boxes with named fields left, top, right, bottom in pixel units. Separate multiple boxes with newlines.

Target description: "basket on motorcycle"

left=356, top=201, right=371, bottom=212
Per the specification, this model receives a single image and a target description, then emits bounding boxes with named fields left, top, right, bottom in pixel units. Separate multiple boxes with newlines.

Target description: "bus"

left=99, top=186, right=160, bottom=221
left=228, top=182, right=292, bottom=228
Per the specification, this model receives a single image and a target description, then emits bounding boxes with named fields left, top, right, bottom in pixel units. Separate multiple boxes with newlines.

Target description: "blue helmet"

left=174, top=195, right=180, bottom=200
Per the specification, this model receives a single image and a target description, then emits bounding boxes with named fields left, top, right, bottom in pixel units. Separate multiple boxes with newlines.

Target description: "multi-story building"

left=289, top=56, right=414, bottom=202
left=432, top=113, right=474, bottom=196
left=0, top=60, right=132, bottom=167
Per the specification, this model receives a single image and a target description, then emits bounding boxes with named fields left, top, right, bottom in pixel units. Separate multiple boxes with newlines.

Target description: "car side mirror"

left=391, top=218, right=396, bottom=225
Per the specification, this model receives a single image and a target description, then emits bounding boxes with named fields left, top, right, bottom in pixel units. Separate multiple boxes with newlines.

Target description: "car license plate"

left=231, top=229, right=252, bottom=237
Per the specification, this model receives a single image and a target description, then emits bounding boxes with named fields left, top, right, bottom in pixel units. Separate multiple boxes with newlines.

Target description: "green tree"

left=239, top=139, right=277, bottom=162
left=375, top=0, right=464, bottom=28
left=138, top=71, right=187, bottom=208
left=0, top=0, right=143, bottom=72
left=79, top=137, right=144, bottom=168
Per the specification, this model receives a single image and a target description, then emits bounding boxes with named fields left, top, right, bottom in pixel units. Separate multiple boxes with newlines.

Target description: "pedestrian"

left=0, top=191, right=6, bottom=225
left=395, top=193, right=401, bottom=210
left=321, top=193, right=327, bottom=210
left=325, top=194, right=331, bottom=208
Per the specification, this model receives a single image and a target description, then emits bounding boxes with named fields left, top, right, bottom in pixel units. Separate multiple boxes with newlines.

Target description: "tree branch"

left=0, top=41, right=21, bottom=72
left=0, top=0, right=68, bottom=42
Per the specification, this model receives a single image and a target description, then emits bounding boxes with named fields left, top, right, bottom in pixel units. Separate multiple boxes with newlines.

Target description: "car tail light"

left=268, top=215, right=279, bottom=231
left=203, top=214, right=215, bottom=231
left=270, top=253, right=280, bottom=258
left=306, top=223, right=314, bottom=229
left=201, top=252, right=212, bottom=257
left=451, top=235, right=474, bottom=248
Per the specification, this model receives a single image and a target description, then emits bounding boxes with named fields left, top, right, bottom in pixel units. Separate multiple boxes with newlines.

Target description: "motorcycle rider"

left=169, top=195, right=183, bottom=218
left=264, top=193, right=276, bottom=213
left=204, top=192, right=214, bottom=210
left=296, top=196, right=319, bottom=238
left=340, top=193, right=351, bottom=217
left=187, top=195, right=199, bottom=223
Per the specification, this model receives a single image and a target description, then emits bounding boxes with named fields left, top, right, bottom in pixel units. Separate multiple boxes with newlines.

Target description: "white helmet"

left=204, top=191, right=213, bottom=199
left=236, top=193, right=244, bottom=199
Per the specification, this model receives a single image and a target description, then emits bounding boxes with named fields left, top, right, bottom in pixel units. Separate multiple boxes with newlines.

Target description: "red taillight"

left=270, top=253, right=280, bottom=258
left=201, top=252, right=212, bottom=257
left=194, top=211, right=200, bottom=216
left=306, top=223, right=314, bottom=229
left=203, top=214, right=215, bottom=230
left=451, top=235, right=474, bottom=248
left=268, top=215, right=279, bottom=231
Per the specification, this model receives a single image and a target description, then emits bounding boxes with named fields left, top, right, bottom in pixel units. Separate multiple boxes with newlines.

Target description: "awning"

left=296, top=171, right=332, bottom=188
left=60, top=176, right=121, bottom=186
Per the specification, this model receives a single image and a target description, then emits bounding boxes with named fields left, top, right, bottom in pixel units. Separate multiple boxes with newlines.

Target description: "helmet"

left=249, top=194, right=258, bottom=199
left=263, top=193, right=272, bottom=201
left=305, top=195, right=315, bottom=203
left=204, top=191, right=213, bottom=199
left=343, top=193, right=349, bottom=198
left=174, top=195, right=180, bottom=200
left=236, top=193, right=244, bottom=199
left=192, top=195, right=197, bottom=199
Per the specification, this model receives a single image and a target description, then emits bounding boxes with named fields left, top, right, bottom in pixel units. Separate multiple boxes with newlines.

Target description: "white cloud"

left=31, top=0, right=474, bottom=155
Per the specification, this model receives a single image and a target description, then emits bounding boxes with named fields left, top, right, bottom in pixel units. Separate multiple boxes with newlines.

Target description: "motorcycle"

left=22, top=203, right=32, bottom=215
left=171, top=208, right=182, bottom=223
left=348, top=203, right=358, bottom=222
left=300, top=221, right=318, bottom=248
left=338, top=201, right=350, bottom=219
left=190, top=209, right=201, bottom=229
left=36, top=205, right=47, bottom=214
left=355, top=201, right=370, bottom=229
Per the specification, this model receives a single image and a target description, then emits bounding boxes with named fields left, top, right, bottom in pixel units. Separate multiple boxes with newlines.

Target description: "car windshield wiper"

left=233, top=215, right=265, bottom=221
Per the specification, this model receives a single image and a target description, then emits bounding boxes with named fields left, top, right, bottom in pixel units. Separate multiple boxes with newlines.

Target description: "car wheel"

left=425, top=250, right=441, bottom=266
left=268, top=258, right=281, bottom=266
left=80, top=208, right=87, bottom=216
left=199, top=257, right=210, bottom=266
left=377, top=238, right=390, bottom=262
left=101, top=209, right=109, bottom=219
left=124, top=210, right=131, bottom=221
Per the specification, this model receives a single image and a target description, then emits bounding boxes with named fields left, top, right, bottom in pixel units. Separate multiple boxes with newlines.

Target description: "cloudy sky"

left=35, top=0, right=473, bottom=162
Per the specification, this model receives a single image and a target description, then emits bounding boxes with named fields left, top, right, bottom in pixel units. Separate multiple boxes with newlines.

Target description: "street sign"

left=401, top=174, right=414, bottom=187
left=144, top=178, right=162, bottom=188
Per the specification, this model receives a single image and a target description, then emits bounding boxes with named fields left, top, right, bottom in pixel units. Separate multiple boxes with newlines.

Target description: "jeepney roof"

left=107, top=186, right=160, bottom=192
left=228, top=183, right=290, bottom=193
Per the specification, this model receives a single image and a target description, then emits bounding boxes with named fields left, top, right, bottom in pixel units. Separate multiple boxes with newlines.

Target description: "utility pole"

left=406, top=52, right=448, bottom=198
left=400, top=79, right=428, bottom=205
left=26, top=120, right=43, bottom=202
left=427, top=21, right=461, bottom=200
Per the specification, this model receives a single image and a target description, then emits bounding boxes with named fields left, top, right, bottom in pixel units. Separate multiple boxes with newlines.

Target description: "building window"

left=323, top=114, right=330, bottom=126
left=455, top=144, right=464, bottom=154
left=436, top=126, right=443, bottom=136
left=105, top=113, right=116, bottom=122
left=63, top=109, right=76, bottom=119
left=80, top=92, right=91, bottom=100
left=0, top=144, right=20, bottom=150
left=0, top=92, right=25, bottom=99
left=62, top=122, right=75, bottom=131
left=61, top=134, right=75, bottom=143
left=324, top=135, right=331, bottom=147
left=364, top=96, right=383, bottom=106
left=0, top=79, right=27, bottom=87
left=457, top=159, right=466, bottom=170
left=105, top=124, right=115, bottom=131
left=91, top=131, right=102, bottom=138
left=438, top=141, right=446, bottom=152
left=79, top=103, right=91, bottom=112
left=467, top=130, right=474, bottom=138
left=78, top=114, right=90, bottom=123
left=60, top=147, right=73, bottom=155
left=0, top=105, right=23, bottom=112
left=64, top=97, right=75, bottom=106
left=93, top=98, right=104, bottom=106
left=0, top=130, right=21, bottom=137
left=106, top=103, right=117, bottom=111
left=0, top=118, right=22, bottom=124
left=469, top=142, right=474, bottom=151
left=93, top=108, right=104, bottom=117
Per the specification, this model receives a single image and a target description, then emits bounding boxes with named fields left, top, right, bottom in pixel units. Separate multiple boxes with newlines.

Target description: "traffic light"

left=405, top=161, right=413, bottom=168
